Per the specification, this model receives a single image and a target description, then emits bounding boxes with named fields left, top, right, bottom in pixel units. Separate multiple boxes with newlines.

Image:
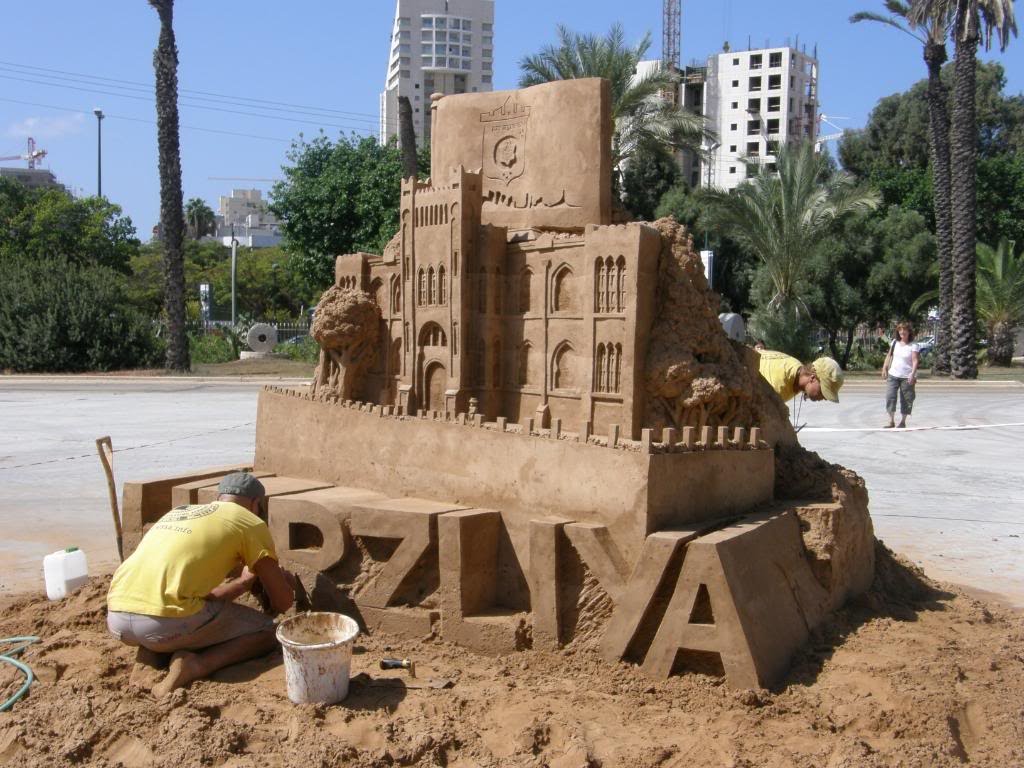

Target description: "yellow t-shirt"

left=107, top=501, right=277, bottom=618
left=756, top=349, right=802, bottom=402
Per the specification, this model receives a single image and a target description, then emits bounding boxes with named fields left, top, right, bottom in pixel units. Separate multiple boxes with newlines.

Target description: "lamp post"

left=92, top=108, right=105, bottom=197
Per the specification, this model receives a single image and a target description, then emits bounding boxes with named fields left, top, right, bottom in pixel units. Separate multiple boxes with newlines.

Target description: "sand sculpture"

left=120, top=78, right=875, bottom=690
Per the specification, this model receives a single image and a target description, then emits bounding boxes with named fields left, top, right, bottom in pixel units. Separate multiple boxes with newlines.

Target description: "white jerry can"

left=43, top=547, right=89, bottom=600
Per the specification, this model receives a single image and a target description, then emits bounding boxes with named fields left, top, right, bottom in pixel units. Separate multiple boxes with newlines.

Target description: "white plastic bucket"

left=43, top=547, right=89, bottom=600
left=276, top=612, right=360, bottom=705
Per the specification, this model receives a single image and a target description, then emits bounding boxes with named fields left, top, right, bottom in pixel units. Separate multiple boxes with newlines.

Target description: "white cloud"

left=6, top=113, right=86, bottom=140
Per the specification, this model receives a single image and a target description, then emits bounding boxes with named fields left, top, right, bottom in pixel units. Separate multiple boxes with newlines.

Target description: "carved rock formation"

left=310, top=286, right=381, bottom=400
left=644, top=217, right=759, bottom=435
left=643, top=216, right=874, bottom=606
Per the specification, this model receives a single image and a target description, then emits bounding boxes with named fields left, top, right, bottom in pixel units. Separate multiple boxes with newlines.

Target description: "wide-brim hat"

left=811, top=357, right=844, bottom=403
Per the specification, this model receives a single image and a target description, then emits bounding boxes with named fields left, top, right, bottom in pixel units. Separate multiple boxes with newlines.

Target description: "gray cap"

left=217, top=472, right=266, bottom=499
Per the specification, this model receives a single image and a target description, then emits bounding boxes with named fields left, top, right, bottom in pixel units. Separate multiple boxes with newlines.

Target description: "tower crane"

left=663, top=0, right=681, bottom=70
left=0, top=137, right=47, bottom=168
left=814, top=114, right=849, bottom=153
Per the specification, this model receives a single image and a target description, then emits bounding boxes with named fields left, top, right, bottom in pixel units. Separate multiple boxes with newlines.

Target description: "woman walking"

left=881, top=321, right=921, bottom=428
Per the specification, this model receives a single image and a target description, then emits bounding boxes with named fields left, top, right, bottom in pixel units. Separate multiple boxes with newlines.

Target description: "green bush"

left=0, top=256, right=164, bottom=372
left=273, top=335, right=319, bottom=364
left=189, top=331, right=237, bottom=364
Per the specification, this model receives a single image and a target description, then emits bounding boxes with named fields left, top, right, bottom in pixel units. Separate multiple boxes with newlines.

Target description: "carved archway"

left=552, top=341, right=578, bottom=390
left=552, top=265, right=577, bottom=313
left=424, top=362, right=447, bottom=411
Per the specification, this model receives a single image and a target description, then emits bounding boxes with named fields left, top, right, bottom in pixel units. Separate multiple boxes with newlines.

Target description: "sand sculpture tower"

left=120, top=79, right=875, bottom=690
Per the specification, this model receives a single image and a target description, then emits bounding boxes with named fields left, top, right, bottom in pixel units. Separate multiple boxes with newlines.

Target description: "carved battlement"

left=265, top=385, right=768, bottom=456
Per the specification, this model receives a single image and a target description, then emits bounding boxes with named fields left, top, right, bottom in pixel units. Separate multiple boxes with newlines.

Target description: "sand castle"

left=120, top=79, right=875, bottom=690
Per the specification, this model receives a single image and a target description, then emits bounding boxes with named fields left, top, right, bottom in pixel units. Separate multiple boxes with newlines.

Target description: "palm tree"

left=184, top=197, right=216, bottom=240
left=911, top=0, right=1017, bottom=378
left=518, top=24, right=712, bottom=182
left=149, top=0, right=189, bottom=371
left=851, top=2, right=955, bottom=376
left=976, top=238, right=1024, bottom=365
left=699, top=142, right=880, bottom=319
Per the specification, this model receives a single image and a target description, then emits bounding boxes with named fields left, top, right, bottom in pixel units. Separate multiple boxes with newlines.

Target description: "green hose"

left=0, top=636, right=40, bottom=712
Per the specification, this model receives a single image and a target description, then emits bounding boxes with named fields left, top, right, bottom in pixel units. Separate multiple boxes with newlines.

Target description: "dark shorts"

left=107, top=600, right=274, bottom=653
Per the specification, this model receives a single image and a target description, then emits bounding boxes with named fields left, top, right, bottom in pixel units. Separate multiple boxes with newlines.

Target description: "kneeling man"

left=107, top=472, right=294, bottom=697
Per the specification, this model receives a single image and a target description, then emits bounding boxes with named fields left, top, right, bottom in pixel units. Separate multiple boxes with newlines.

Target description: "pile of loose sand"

left=1, top=547, right=1021, bottom=768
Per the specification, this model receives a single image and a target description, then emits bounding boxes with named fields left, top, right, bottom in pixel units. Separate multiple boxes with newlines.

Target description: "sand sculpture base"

left=120, top=386, right=867, bottom=690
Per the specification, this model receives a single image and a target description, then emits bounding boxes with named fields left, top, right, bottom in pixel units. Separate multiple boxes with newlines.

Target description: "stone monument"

left=120, top=79, right=874, bottom=690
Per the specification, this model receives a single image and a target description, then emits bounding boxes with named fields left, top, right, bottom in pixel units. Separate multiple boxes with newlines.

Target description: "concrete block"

left=699, top=426, right=711, bottom=448
left=641, top=511, right=830, bottom=689
left=732, top=427, right=746, bottom=448
left=716, top=426, right=729, bottom=448
left=497, top=417, right=507, bottom=431
left=661, top=427, right=677, bottom=447
left=580, top=421, right=592, bottom=443
left=749, top=427, right=762, bottom=448
left=681, top=426, right=695, bottom=450
left=551, top=418, right=562, bottom=440
left=608, top=424, right=620, bottom=448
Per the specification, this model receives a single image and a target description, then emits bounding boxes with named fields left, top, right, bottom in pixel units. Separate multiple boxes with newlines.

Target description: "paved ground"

left=1, top=376, right=1022, bottom=607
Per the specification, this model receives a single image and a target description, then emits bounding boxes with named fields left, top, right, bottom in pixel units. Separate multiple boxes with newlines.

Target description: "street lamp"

left=92, top=108, right=105, bottom=198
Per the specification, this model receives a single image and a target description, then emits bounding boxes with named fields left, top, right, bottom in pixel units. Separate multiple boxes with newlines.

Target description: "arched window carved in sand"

left=595, top=259, right=607, bottom=312
left=519, top=268, right=532, bottom=314
left=615, top=256, right=626, bottom=312
left=391, top=277, right=401, bottom=314
left=370, top=277, right=383, bottom=308
left=418, top=269, right=426, bottom=306
left=438, top=265, right=447, bottom=306
left=428, top=266, right=436, bottom=305
left=552, top=265, right=576, bottom=313
left=552, top=341, right=578, bottom=390
left=596, top=343, right=606, bottom=392
left=391, top=337, right=402, bottom=375
left=517, top=342, right=532, bottom=386
left=419, top=322, right=447, bottom=348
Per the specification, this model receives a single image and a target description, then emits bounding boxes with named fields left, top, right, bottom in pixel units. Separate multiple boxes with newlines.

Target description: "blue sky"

left=1, top=1, right=1020, bottom=239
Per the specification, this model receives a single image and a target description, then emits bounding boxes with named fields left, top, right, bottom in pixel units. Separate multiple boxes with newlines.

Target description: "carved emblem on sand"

left=481, top=96, right=530, bottom=185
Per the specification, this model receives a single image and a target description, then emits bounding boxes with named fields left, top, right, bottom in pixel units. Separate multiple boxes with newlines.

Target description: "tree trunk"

left=397, top=96, right=418, bottom=180
left=924, top=40, right=954, bottom=376
left=841, top=328, right=855, bottom=370
left=988, top=321, right=1015, bottom=366
left=150, top=0, right=189, bottom=371
left=949, top=6, right=979, bottom=379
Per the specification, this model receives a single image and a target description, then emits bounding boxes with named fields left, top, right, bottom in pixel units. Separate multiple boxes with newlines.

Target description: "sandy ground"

left=1, top=548, right=1022, bottom=768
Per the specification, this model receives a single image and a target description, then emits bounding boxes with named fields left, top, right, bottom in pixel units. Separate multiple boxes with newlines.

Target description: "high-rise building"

left=379, top=0, right=495, bottom=148
left=700, top=45, right=819, bottom=191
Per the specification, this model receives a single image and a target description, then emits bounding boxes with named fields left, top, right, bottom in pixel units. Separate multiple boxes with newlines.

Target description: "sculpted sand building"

left=120, top=78, right=876, bottom=690
left=350, top=80, right=660, bottom=438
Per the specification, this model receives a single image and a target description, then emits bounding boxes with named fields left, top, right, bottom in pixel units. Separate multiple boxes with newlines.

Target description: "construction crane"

left=814, top=114, right=849, bottom=153
left=663, top=0, right=681, bottom=69
left=0, top=137, right=47, bottom=169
